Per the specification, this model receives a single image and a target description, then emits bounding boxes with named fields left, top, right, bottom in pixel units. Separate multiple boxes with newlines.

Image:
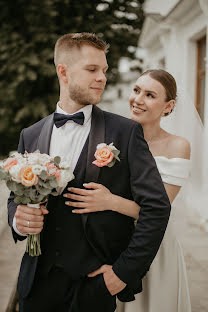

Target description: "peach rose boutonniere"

left=92, top=143, right=120, bottom=168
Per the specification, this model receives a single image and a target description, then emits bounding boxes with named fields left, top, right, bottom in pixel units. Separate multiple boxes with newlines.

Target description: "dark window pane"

left=200, top=40, right=206, bottom=71
left=198, top=77, right=205, bottom=122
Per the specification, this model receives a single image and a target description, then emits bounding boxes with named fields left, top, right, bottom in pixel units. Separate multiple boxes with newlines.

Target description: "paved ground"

left=0, top=227, right=25, bottom=312
left=0, top=183, right=207, bottom=312
left=173, top=202, right=208, bottom=312
left=0, top=182, right=26, bottom=312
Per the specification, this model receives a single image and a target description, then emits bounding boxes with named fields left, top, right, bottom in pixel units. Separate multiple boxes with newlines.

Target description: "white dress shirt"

left=50, top=103, right=92, bottom=172
left=13, top=103, right=92, bottom=236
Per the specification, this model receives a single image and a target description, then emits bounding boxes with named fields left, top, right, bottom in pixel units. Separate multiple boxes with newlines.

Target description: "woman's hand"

left=63, top=182, right=140, bottom=219
left=63, top=182, right=112, bottom=214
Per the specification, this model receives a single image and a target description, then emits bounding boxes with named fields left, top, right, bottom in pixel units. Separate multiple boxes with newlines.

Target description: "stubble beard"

left=69, top=84, right=101, bottom=106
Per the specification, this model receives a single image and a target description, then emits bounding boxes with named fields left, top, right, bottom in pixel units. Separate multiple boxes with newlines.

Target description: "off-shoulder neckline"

left=154, top=156, right=190, bottom=161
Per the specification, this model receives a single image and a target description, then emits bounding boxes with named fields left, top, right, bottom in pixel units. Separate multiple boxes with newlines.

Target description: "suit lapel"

left=81, top=105, right=105, bottom=228
left=37, top=114, right=54, bottom=154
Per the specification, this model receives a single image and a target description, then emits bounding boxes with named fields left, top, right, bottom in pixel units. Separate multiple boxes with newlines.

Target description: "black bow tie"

left=53, top=112, right=85, bottom=128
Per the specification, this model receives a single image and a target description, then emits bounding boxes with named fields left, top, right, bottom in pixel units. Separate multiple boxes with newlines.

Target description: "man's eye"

left=133, top=88, right=139, bottom=93
left=88, top=69, right=95, bottom=72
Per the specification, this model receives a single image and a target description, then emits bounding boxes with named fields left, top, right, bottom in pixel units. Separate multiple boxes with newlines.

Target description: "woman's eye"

left=88, top=69, right=95, bottom=72
left=147, top=93, right=154, bottom=98
left=134, top=88, right=139, bottom=93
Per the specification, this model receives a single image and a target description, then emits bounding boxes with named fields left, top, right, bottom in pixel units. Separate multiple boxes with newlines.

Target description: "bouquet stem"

left=26, top=233, right=41, bottom=256
left=26, top=203, right=41, bottom=256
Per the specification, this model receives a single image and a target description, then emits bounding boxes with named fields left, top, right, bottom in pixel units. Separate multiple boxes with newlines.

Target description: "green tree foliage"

left=0, top=0, right=144, bottom=155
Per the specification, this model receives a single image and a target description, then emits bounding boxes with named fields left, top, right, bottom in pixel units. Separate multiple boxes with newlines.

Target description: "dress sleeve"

left=154, top=156, right=191, bottom=186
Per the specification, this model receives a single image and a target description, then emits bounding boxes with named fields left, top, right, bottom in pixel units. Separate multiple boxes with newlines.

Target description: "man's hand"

left=15, top=204, right=48, bottom=234
left=88, top=264, right=126, bottom=296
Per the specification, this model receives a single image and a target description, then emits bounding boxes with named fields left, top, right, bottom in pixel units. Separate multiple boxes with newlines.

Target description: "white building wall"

left=144, top=0, right=180, bottom=17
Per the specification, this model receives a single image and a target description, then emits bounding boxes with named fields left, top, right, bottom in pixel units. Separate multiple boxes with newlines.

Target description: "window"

left=196, top=36, right=206, bottom=123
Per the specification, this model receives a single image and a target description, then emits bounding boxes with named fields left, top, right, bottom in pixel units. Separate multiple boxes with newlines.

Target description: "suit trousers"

left=19, top=265, right=117, bottom=312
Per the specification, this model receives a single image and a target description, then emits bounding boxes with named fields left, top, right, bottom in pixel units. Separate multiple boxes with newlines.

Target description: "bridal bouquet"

left=0, top=150, right=74, bottom=256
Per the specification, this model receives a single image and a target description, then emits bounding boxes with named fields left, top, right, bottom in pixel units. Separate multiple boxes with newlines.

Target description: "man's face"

left=66, top=45, right=108, bottom=106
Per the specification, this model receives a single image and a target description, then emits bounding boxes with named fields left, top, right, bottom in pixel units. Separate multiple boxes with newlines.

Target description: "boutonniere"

left=92, top=143, right=120, bottom=168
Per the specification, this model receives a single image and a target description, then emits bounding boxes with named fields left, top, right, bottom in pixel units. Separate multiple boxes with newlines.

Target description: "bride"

left=64, top=69, right=192, bottom=312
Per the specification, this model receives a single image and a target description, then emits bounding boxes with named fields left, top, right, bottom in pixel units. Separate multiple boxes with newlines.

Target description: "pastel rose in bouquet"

left=0, top=150, right=74, bottom=256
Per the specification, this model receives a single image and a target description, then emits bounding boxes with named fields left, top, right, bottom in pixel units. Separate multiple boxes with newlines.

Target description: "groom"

left=8, top=33, right=171, bottom=312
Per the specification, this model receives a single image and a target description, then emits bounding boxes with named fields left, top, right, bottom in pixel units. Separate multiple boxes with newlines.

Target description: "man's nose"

left=95, top=71, right=107, bottom=82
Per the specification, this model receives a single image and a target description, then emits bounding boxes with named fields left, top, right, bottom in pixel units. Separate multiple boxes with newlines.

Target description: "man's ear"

left=57, top=64, right=68, bottom=84
left=163, top=99, right=175, bottom=115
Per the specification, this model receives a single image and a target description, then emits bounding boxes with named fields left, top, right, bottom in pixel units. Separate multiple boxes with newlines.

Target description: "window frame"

left=196, top=35, right=206, bottom=122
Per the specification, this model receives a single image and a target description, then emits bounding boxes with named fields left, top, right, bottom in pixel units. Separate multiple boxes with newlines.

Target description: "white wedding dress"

left=116, top=156, right=192, bottom=312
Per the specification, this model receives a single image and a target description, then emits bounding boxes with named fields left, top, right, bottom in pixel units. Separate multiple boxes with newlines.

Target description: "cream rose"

left=19, top=165, right=38, bottom=187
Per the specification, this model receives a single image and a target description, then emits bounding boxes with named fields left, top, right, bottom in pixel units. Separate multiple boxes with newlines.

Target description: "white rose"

left=38, top=153, right=51, bottom=164
left=27, top=152, right=51, bottom=165
left=9, top=164, right=23, bottom=182
left=18, top=158, right=27, bottom=167
left=32, top=165, right=47, bottom=175
left=27, top=153, right=39, bottom=165
left=9, top=151, right=21, bottom=158
left=59, top=160, right=70, bottom=169
left=58, top=169, right=74, bottom=188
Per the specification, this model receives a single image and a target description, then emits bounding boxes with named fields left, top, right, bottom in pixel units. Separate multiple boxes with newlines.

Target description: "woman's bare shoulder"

left=166, top=134, right=191, bottom=159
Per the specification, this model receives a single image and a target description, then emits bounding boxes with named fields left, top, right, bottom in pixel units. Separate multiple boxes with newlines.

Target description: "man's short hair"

left=54, top=32, right=109, bottom=66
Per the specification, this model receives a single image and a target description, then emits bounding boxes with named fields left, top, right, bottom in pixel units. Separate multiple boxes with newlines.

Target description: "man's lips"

left=91, top=87, right=104, bottom=91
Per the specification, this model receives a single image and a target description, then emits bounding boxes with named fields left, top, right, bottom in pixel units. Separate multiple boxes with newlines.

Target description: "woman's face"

left=129, top=74, right=173, bottom=125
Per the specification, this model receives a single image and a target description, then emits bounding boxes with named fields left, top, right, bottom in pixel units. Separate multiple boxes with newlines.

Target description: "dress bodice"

left=154, top=156, right=191, bottom=186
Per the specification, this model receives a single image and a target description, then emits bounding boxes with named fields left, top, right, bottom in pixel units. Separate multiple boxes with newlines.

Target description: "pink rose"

left=19, top=165, right=38, bottom=187
left=45, top=162, right=61, bottom=181
left=4, top=158, right=18, bottom=172
left=92, top=146, right=114, bottom=167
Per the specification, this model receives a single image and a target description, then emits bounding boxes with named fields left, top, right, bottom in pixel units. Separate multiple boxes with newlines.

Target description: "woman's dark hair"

left=140, top=69, right=177, bottom=116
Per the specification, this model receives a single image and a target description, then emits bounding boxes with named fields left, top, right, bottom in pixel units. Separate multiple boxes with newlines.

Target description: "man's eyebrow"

left=85, top=64, right=109, bottom=70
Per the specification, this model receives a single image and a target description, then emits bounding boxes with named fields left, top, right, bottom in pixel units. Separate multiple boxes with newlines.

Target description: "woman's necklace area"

left=147, top=134, right=161, bottom=145
left=147, top=131, right=169, bottom=145
left=147, top=135, right=158, bottom=145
